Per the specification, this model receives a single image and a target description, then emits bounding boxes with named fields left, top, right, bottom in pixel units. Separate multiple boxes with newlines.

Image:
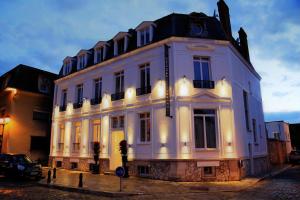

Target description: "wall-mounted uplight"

left=161, top=143, right=166, bottom=147
left=179, top=75, right=189, bottom=96
left=128, top=144, right=132, bottom=148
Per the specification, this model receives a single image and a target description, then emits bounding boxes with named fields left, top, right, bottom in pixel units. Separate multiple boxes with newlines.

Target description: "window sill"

left=137, top=142, right=151, bottom=145
left=194, top=148, right=218, bottom=152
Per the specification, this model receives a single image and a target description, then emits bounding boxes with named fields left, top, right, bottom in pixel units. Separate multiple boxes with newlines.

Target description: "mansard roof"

left=94, top=41, right=109, bottom=48
left=58, top=11, right=248, bottom=77
left=76, top=49, right=92, bottom=56
left=135, top=21, right=156, bottom=30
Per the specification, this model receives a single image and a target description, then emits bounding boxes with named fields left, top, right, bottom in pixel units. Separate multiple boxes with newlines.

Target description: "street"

left=0, top=165, right=299, bottom=200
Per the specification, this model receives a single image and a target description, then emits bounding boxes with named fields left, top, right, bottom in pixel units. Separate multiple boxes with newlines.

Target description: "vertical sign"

left=164, top=44, right=171, bottom=118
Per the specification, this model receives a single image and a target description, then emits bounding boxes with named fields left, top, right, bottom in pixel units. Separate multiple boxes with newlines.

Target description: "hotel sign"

left=164, top=44, right=171, bottom=118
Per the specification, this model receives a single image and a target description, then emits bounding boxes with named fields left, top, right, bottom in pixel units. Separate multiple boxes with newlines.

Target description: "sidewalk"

left=38, top=165, right=291, bottom=197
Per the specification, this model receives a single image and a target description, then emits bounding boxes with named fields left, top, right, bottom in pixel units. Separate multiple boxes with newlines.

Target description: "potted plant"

left=119, top=140, right=129, bottom=178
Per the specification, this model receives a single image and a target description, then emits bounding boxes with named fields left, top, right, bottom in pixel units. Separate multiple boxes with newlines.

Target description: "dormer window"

left=95, top=47, right=104, bottom=63
left=136, top=21, right=156, bottom=47
left=140, top=28, right=150, bottom=46
left=117, top=38, right=125, bottom=55
left=113, top=32, right=130, bottom=56
left=78, top=55, right=85, bottom=69
left=63, top=58, right=73, bottom=75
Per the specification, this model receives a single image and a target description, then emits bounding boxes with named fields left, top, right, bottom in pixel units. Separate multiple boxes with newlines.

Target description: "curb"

left=258, top=164, right=292, bottom=182
left=37, top=182, right=143, bottom=197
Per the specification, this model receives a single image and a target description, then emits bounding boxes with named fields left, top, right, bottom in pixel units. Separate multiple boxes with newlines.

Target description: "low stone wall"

left=50, top=156, right=109, bottom=173
left=128, top=159, right=243, bottom=182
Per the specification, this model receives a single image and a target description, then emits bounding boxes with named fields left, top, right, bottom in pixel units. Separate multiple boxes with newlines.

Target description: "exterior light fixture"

left=227, top=142, right=232, bottom=146
left=161, top=143, right=166, bottom=147
left=183, top=141, right=187, bottom=146
left=0, top=115, right=10, bottom=153
left=128, top=144, right=132, bottom=148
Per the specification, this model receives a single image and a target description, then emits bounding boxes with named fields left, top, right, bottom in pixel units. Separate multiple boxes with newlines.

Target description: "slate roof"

left=58, top=12, right=233, bottom=77
left=0, top=64, right=58, bottom=96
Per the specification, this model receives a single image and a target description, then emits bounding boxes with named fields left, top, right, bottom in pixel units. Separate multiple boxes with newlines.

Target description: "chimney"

left=217, top=0, right=232, bottom=40
left=238, top=27, right=250, bottom=62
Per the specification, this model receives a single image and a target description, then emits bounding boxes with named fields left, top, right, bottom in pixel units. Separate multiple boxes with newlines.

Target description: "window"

left=194, top=109, right=217, bottom=149
left=58, top=124, right=65, bottom=151
left=193, top=57, right=211, bottom=81
left=115, top=71, right=124, bottom=93
left=71, top=162, right=78, bottom=169
left=94, top=78, right=102, bottom=100
left=137, top=63, right=151, bottom=96
left=64, top=60, right=72, bottom=75
left=95, top=47, right=104, bottom=63
left=138, top=165, right=150, bottom=177
left=243, top=90, right=250, bottom=131
left=32, top=111, right=50, bottom=121
left=252, top=119, right=257, bottom=144
left=203, top=167, right=215, bottom=177
left=111, top=116, right=124, bottom=129
left=38, top=76, right=51, bottom=93
left=92, top=119, right=101, bottom=142
left=139, top=113, right=151, bottom=142
left=73, top=122, right=81, bottom=152
left=56, top=161, right=62, bottom=168
left=78, top=55, right=85, bottom=69
left=117, top=38, right=125, bottom=55
left=140, top=63, right=150, bottom=88
left=76, top=84, right=83, bottom=104
left=140, top=28, right=150, bottom=46
left=61, top=90, right=67, bottom=107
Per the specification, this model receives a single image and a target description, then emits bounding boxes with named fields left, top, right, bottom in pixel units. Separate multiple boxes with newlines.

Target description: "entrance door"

left=110, top=130, right=124, bottom=170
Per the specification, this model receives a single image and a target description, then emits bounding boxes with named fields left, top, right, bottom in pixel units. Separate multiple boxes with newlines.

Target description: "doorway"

left=110, top=130, right=124, bottom=170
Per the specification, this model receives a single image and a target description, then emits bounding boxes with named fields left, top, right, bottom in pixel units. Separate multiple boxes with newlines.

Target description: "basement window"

left=138, top=165, right=150, bottom=177
left=71, top=162, right=78, bottom=170
left=56, top=161, right=62, bottom=168
left=203, top=167, right=215, bottom=177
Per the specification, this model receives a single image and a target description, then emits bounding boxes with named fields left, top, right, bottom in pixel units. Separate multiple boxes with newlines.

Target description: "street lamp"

left=0, top=115, right=10, bottom=153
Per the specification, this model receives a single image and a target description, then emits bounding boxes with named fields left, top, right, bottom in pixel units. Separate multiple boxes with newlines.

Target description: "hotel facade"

left=49, top=0, right=268, bottom=181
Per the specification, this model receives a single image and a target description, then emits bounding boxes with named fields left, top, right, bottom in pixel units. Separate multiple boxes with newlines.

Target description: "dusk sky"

left=0, top=0, right=299, bottom=123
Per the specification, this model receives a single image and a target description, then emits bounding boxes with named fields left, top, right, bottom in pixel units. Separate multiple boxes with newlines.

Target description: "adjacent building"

left=289, top=123, right=300, bottom=150
left=266, top=121, right=292, bottom=164
left=49, top=0, right=268, bottom=181
left=0, top=64, right=57, bottom=162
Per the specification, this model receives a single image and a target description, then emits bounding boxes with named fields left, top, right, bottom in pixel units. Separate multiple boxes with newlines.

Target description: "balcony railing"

left=193, top=80, right=215, bottom=89
left=73, top=102, right=83, bottom=109
left=72, top=143, right=80, bottom=153
left=91, top=97, right=102, bottom=105
left=57, top=143, right=64, bottom=152
left=136, top=86, right=151, bottom=96
left=59, top=105, right=66, bottom=112
left=111, top=92, right=125, bottom=101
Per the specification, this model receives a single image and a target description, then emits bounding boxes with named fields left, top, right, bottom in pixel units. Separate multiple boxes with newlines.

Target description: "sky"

left=0, top=0, right=299, bottom=123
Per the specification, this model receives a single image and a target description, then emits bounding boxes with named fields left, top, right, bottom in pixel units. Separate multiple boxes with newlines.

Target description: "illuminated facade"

left=0, top=64, right=57, bottom=162
left=50, top=0, right=268, bottom=181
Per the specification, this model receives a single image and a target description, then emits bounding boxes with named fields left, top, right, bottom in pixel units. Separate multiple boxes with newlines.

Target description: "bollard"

left=53, top=168, right=56, bottom=179
left=47, top=169, right=51, bottom=184
left=78, top=173, right=83, bottom=188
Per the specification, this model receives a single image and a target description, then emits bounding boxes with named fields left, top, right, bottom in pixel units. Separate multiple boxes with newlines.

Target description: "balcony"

left=111, top=92, right=125, bottom=101
left=59, top=105, right=66, bottom=112
left=193, top=80, right=215, bottom=89
left=91, top=97, right=102, bottom=105
left=136, top=86, right=151, bottom=96
left=72, top=143, right=80, bottom=153
left=73, top=102, right=83, bottom=109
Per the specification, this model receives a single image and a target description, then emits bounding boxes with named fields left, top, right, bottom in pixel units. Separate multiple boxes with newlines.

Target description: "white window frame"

left=139, top=63, right=150, bottom=88
left=61, top=89, right=67, bottom=107
left=193, top=109, right=218, bottom=150
left=78, top=54, right=85, bottom=69
left=93, top=78, right=102, bottom=99
left=140, top=27, right=150, bottom=46
left=75, top=84, right=83, bottom=104
left=114, top=71, right=124, bottom=93
left=139, top=112, right=151, bottom=143
left=73, top=121, right=81, bottom=152
left=193, top=56, right=212, bottom=81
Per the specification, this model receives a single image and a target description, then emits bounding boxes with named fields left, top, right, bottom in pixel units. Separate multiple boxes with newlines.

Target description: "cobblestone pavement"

left=0, top=165, right=299, bottom=200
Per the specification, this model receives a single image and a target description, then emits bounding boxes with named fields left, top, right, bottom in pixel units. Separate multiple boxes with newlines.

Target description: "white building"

left=49, top=0, right=268, bottom=181
left=266, top=121, right=292, bottom=155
